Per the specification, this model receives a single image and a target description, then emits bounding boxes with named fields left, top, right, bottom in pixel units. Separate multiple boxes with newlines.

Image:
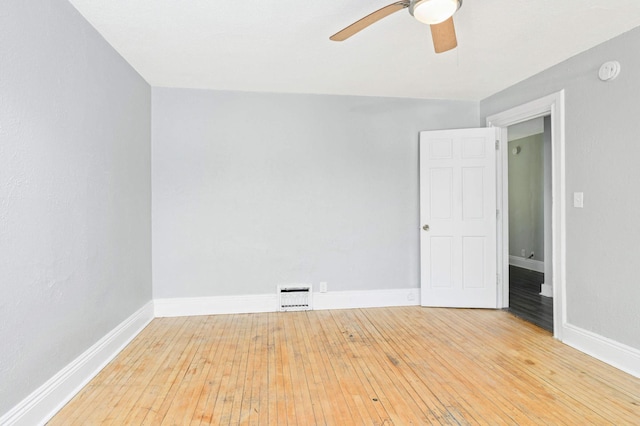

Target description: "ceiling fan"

left=330, top=0, right=463, bottom=53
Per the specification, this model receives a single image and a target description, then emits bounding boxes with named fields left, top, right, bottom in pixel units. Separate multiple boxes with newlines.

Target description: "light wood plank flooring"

left=49, top=307, right=640, bottom=425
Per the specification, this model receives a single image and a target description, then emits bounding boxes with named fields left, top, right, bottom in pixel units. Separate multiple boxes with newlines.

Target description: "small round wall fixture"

left=599, top=61, right=621, bottom=82
left=512, top=146, right=521, bottom=155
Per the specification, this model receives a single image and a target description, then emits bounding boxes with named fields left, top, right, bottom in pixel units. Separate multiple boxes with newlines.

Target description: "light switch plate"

left=573, top=192, right=584, bottom=208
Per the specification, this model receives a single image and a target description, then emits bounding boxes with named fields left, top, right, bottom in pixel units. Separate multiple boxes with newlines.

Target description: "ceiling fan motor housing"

left=409, top=0, right=462, bottom=25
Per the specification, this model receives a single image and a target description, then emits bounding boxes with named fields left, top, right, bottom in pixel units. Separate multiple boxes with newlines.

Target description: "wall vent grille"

left=277, top=284, right=312, bottom=311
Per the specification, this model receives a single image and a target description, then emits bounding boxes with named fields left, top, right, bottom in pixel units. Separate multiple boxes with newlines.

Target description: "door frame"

left=486, top=90, right=566, bottom=340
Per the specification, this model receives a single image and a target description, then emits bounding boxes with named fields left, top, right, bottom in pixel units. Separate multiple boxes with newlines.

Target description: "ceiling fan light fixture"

left=410, top=0, right=461, bottom=25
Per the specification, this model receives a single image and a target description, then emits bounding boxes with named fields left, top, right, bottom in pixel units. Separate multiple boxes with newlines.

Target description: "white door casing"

left=486, top=90, right=566, bottom=340
left=420, top=128, right=498, bottom=308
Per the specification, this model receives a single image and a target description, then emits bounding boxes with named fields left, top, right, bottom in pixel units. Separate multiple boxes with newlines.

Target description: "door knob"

left=422, top=224, right=430, bottom=231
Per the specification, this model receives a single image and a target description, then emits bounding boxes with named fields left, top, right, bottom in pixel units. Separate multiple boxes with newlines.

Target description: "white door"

left=420, top=128, right=498, bottom=308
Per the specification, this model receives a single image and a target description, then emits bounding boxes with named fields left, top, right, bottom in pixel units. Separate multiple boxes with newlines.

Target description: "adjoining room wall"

left=508, top=134, right=545, bottom=262
left=481, top=26, right=640, bottom=351
left=152, top=88, right=478, bottom=299
left=0, top=0, right=152, bottom=415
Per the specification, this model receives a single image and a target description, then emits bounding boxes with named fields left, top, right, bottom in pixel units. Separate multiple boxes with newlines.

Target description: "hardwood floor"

left=48, top=307, right=640, bottom=425
left=508, top=265, right=553, bottom=332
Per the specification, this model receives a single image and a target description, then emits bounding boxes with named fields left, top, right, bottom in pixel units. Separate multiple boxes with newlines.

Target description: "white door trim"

left=486, top=90, right=566, bottom=341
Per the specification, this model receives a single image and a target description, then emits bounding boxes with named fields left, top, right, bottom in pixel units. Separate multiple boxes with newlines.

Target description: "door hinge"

left=495, top=139, right=500, bottom=150
left=496, top=209, right=500, bottom=219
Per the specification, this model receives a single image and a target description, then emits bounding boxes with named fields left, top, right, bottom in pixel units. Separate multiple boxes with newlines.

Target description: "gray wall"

left=0, top=0, right=152, bottom=414
left=508, top=134, right=544, bottom=261
left=481, top=26, right=640, bottom=350
left=152, top=88, right=478, bottom=298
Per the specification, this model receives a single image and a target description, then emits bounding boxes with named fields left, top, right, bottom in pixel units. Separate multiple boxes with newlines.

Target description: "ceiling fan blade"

left=330, top=2, right=409, bottom=41
left=430, top=17, right=457, bottom=53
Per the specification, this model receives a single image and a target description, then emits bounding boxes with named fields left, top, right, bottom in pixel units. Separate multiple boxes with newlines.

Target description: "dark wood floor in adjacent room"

left=48, top=306, right=640, bottom=425
left=508, top=265, right=553, bottom=332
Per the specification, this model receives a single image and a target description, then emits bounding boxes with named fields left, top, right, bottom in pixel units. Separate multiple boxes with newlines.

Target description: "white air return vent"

left=278, top=284, right=312, bottom=311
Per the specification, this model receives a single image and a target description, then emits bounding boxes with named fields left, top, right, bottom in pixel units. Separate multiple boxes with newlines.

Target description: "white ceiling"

left=67, top=0, right=640, bottom=101
left=508, top=117, right=544, bottom=141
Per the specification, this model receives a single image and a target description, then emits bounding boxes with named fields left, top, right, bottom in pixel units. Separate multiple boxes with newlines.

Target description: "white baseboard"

left=540, top=283, right=553, bottom=297
left=313, top=288, right=420, bottom=311
left=154, top=288, right=421, bottom=317
left=0, top=301, right=154, bottom=426
left=509, top=255, right=545, bottom=273
left=154, top=294, right=278, bottom=317
left=562, top=323, right=640, bottom=378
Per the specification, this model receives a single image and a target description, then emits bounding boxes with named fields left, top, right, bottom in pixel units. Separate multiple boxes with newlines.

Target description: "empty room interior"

left=2, top=0, right=640, bottom=424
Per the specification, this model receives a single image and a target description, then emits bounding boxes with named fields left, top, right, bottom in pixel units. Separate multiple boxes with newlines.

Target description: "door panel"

left=430, top=168, right=453, bottom=218
left=431, top=237, right=453, bottom=288
left=420, top=128, right=497, bottom=308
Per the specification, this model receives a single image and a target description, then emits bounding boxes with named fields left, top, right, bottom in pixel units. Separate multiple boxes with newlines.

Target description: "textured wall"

left=0, top=0, right=151, bottom=414
left=481, top=26, right=640, bottom=350
left=152, top=88, right=478, bottom=298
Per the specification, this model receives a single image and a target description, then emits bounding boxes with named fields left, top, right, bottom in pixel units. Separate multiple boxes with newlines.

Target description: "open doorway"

left=486, top=90, right=566, bottom=341
left=506, top=117, right=553, bottom=332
